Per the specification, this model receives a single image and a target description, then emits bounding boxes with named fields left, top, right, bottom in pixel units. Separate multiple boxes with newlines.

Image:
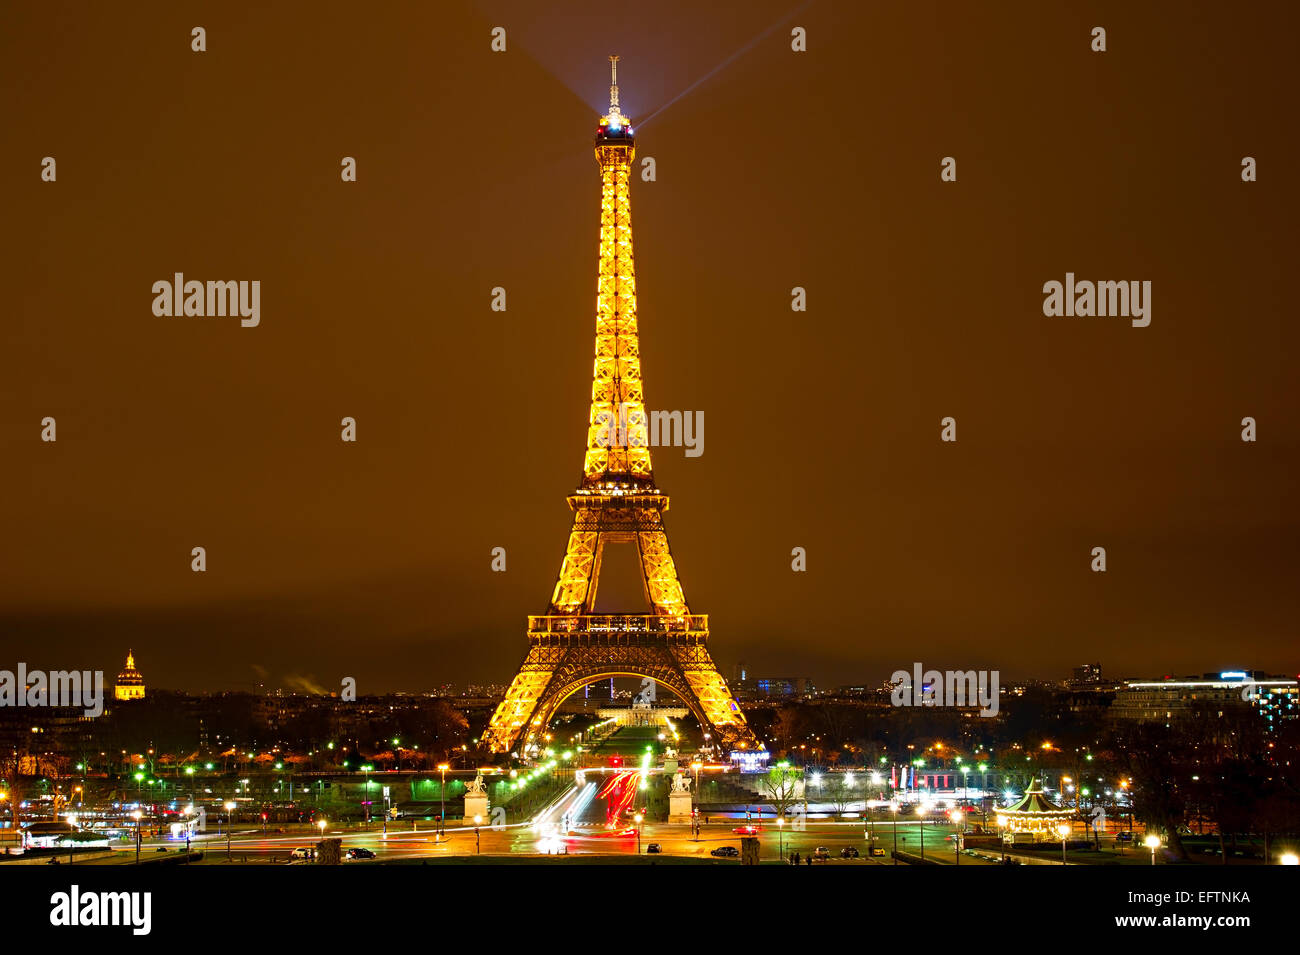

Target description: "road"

left=99, top=815, right=971, bottom=865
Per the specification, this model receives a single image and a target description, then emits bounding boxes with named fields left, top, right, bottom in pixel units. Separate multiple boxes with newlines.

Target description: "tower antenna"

left=609, top=54, right=620, bottom=113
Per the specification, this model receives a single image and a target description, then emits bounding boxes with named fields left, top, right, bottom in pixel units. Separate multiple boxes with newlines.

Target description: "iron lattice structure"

left=484, top=58, right=759, bottom=756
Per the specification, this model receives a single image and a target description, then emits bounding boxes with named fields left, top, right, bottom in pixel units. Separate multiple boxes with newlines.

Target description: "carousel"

left=995, top=778, right=1076, bottom=844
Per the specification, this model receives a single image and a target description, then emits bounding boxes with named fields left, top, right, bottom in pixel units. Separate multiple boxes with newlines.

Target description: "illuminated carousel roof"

left=1000, top=778, right=1075, bottom=817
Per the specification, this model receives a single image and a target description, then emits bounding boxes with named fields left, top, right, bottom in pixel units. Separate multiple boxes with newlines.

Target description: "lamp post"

left=691, top=760, right=702, bottom=829
left=634, top=813, right=643, bottom=854
left=474, top=814, right=482, bottom=853
left=437, top=763, right=449, bottom=841
left=952, top=810, right=964, bottom=865
left=223, top=800, right=236, bottom=862
left=891, top=800, right=899, bottom=865
left=1145, top=833, right=1161, bottom=866
left=778, top=815, right=785, bottom=861
left=917, top=804, right=926, bottom=861
left=1057, top=822, right=1070, bottom=865
left=132, top=809, right=143, bottom=864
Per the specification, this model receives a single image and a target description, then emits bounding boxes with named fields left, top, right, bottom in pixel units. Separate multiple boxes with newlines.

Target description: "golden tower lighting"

left=484, top=57, right=759, bottom=756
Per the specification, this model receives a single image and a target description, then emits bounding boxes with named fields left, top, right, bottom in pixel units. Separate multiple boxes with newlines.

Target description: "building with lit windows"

left=1109, top=671, right=1297, bottom=731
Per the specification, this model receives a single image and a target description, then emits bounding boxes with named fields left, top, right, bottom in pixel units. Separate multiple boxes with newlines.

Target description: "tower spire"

left=609, top=54, right=620, bottom=113
left=588, top=57, right=646, bottom=486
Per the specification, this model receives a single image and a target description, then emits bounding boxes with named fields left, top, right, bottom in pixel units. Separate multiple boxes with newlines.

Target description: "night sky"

left=3, top=1, right=1296, bottom=694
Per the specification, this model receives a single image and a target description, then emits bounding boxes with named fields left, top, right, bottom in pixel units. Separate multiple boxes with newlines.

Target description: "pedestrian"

left=792, top=850, right=799, bottom=865
left=806, top=855, right=812, bottom=865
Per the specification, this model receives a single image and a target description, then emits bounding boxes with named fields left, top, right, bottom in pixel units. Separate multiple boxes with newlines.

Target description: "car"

left=1115, top=832, right=1133, bottom=842
left=345, top=847, right=375, bottom=860
left=710, top=845, right=739, bottom=858
left=646, top=843, right=661, bottom=854
left=840, top=846, right=860, bottom=858
left=869, top=846, right=886, bottom=857
left=290, top=847, right=315, bottom=860
left=733, top=825, right=761, bottom=834
left=812, top=846, right=830, bottom=861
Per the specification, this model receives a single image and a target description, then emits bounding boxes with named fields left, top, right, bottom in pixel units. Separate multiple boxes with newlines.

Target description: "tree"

left=759, top=766, right=800, bottom=819
left=828, top=777, right=855, bottom=818
left=1122, top=724, right=1189, bottom=861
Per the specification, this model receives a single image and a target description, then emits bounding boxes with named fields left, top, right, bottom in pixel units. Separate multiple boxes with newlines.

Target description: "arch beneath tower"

left=526, top=666, right=711, bottom=747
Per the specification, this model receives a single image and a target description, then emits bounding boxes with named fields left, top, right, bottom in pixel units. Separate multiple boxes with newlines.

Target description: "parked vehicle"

left=840, top=846, right=860, bottom=858
left=646, top=843, right=662, bottom=854
left=710, top=845, right=739, bottom=858
left=345, top=847, right=376, bottom=860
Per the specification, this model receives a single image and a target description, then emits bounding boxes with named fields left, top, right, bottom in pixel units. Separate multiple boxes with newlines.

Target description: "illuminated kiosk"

left=114, top=650, right=146, bottom=701
left=995, top=778, right=1076, bottom=845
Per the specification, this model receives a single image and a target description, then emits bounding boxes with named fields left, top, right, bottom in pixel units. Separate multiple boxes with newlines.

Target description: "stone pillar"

left=667, top=770, right=693, bottom=823
left=463, top=774, right=489, bottom=827
left=668, top=790, right=693, bottom=824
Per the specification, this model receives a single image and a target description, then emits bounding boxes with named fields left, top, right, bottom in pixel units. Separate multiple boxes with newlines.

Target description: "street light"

left=474, top=814, right=482, bottom=854
left=634, top=813, right=643, bottom=854
left=1144, top=833, right=1161, bottom=866
left=224, top=801, right=237, bottom=862
left=132, top=809, right=143, bottom=864
left=916, top=803, right=926, bottom=860
left=890, top=800, right=899, bottom=865
left=952, top=810, right=964, bottom=865
left=437, top=763, right=449, bottom=841
left=1057, top=822, right=1071, bottom=865
left=1280, top=853, right=1299, bottom=866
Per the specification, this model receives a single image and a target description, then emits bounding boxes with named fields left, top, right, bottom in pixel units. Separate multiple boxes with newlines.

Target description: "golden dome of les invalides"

left=114, top=649, right=146, bottom=701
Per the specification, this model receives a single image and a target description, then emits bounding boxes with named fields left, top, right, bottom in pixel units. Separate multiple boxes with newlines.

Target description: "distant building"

left=1109, top=671, right=1298, bottom=731
left=754, top=677, right=816, bottom=700
left=1071, top=663, right=1102, bottom=685
left=114, top=650, right=146, bottom=701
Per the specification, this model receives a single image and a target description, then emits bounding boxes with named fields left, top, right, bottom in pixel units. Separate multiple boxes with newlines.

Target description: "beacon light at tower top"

left=598, top=54, right=633, bottom=138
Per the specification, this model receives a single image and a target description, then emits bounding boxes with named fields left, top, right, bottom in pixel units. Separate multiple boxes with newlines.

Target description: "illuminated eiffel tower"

left=484, top=57, right=760, bottom=757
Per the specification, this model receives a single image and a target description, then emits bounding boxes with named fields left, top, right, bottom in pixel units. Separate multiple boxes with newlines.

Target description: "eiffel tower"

left=484, top=57, right=760, bottom=757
